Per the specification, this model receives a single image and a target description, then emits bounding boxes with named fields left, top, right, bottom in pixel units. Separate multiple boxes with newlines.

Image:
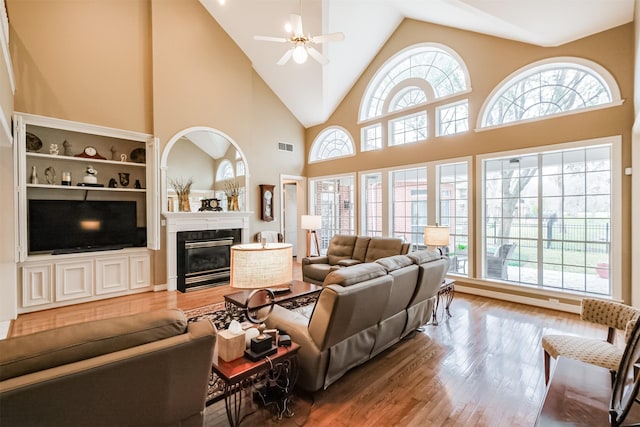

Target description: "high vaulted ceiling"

left=199, top=0, right=634, bottom=128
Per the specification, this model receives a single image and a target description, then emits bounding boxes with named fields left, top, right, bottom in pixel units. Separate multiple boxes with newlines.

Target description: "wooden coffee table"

left=224, top=280, right=322, bottom=313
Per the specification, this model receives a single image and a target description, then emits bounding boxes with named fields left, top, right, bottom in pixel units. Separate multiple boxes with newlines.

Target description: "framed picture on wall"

left=260, top=184, right=275, bottom=222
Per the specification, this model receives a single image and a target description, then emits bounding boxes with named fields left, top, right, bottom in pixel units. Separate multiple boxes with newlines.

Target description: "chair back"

left=610, top=318, right=640, bottom=426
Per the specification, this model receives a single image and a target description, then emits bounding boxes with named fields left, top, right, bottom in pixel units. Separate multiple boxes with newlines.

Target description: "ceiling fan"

left=254, top=14, right=344, bottom=65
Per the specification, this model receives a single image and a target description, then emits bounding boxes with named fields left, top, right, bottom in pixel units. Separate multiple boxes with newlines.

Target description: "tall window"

left=309, top=176, right=355, bottom=253
left=309, top=127, right=354, bottom=163
left=481, top=59, right=620, bottom=128
left=438, top=162, right=469, bottom=276
left=391, top=167, right=427, bottom=246
left=482, top=141, right=615, bottom=296
left=361, top=173, right=383, bottom=236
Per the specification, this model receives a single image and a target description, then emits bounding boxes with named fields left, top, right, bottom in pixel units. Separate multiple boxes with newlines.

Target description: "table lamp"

left=230, top=242, right=293, bottom=360
left=424, top=224, right=450, bottom=256
left=301, top=215, right=322, bottom=257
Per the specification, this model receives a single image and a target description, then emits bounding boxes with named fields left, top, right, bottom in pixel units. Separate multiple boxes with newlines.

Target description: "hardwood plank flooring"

left=8, top=271, right=608, bottom=426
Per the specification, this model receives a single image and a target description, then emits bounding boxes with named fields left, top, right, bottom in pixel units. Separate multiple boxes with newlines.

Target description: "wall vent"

left=278, top=142, right=294, bottom=152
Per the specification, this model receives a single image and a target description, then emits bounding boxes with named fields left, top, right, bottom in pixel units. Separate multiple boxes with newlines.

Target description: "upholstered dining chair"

left=541, top=298, right=640, bottom=385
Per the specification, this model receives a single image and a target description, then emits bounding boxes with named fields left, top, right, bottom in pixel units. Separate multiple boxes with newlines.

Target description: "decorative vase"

left=227, top=195, right=239, bottom=211
left=30, top=165, right=38, bottom=184
left=178, top=192, right=191, bottom=212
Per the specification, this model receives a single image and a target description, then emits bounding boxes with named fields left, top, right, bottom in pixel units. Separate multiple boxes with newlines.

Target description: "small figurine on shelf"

left=108, top=178, right=117, bottom=188
left=110, top=146, right=118, bottom=161
left=63, top=140, right=72, bottom=156
left=83, top=165, right=98, bottom=184
left=49, top=143, right=59, bottom=155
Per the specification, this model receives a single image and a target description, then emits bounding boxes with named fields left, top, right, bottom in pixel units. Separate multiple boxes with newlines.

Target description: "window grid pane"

left=392, top=167, right=427, bottom=247
left=361, top=124, right=382, bottom=151
left=362, top=173, right=383, bottom=237
left=309, top=176, right=355, bottom=254
left=389, top=112, right=427, bottom=146
left=438, top=100, right=469, bottom=136
left=439, top=162, right=469, bottom=276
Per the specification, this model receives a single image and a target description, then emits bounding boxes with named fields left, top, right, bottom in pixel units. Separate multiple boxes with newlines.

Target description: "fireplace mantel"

left=163, top=211, right=251, bottom=291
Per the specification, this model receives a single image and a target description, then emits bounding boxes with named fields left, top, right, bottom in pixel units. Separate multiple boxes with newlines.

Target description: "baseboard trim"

left=455, top=284, right=581, bottom=314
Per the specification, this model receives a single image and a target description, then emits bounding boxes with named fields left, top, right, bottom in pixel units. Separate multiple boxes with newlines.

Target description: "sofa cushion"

left=323, top=262, right=387, bottom=287
left=326, top=235, right=358, bottom=265
left=351, top=237, right=371, bottom=262
left=0, top=308, right=187, bottom=381
left=407, top=249, right=443, bottom=265
left=364, top=237, right=405, bottom=263
left=376, top=254, right=414, bottom=272
left=303, top=263, right=337, bottom=283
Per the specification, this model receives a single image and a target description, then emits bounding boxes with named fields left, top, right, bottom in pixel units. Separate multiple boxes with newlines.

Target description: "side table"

left=212, top=343, right=300, bottom=426
left=432, top=278, right=455, bottom=325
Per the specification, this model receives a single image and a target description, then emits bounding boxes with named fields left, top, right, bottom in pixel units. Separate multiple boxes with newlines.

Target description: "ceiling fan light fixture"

left=292, top=45, right=308, bottom=64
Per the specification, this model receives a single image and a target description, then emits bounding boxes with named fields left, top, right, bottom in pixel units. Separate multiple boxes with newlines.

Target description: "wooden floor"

left=8, top=271, right=608, bottom=427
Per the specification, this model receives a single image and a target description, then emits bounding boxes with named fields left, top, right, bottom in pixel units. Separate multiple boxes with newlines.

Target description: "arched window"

left=480, top=58, right=620, bottom=128
left=216, top=159, right=234, bottom=180
left=309, top=127, right=354, bottom=163
left=360, top=44, right=470, bottom=121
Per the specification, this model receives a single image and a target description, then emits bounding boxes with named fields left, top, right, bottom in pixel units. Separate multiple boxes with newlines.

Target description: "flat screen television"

left=28, top=200, right=141, bottom=254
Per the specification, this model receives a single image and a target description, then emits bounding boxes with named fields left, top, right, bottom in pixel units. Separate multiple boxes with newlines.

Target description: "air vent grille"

left=278, top=142, right=293, bottom=152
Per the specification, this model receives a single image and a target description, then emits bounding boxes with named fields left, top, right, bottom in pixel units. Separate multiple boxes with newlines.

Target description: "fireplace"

left=163, top=211, right=250, bottom=292
left=177, top=228, right=241, bottom=292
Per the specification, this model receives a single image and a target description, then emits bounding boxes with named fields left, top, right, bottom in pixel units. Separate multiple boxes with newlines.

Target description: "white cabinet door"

left=96, top=256, right=129, bottom=295
left=21, top=264, right=53, bottom=307
left=55, top=260, right=93, bottom=302
left=130, top=253, right=151, bottom=290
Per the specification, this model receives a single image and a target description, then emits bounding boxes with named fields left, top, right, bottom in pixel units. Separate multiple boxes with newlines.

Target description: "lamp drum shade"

left=301, top=215, right=322, bottom=230
left=424, top=225, right=450, bottom=247
left=230, top=243, right=293, bottom=289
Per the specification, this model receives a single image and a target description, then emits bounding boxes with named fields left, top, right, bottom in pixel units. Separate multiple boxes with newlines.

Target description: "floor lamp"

left=301, top=215, right=321, bottom=257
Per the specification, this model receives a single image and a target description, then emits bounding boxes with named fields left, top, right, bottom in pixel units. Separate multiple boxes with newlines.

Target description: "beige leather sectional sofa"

left=0, top=309, right=216, bottom=427
left=302, top=234, right=411, bottom=285
left=266, top=249, right=448, bottom=392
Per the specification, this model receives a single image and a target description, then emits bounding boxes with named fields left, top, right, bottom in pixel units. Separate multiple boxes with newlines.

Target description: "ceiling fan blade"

left=290, top=14, right=304, bottom=36
left=254, top=35, right=289, bottom=43
left=277, top=49, right=293, bottom=65
left=311, top=32, right=345, bottom=44
left=307, top=46, right=329, bottom=65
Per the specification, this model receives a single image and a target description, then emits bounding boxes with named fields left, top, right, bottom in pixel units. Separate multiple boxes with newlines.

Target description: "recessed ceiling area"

left=199, top=0, right=634, bottom=128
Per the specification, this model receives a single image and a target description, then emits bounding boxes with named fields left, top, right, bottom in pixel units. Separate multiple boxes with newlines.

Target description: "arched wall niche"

left=160, top=126, right=250, bottom=213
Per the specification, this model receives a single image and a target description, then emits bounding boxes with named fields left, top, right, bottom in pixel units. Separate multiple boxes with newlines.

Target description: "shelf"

left=26, top=183, right=145, bottom=193
left=26, top=152, right=145, bottom=167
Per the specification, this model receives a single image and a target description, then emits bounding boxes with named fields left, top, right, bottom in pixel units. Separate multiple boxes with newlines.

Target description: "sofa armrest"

left=302, top=256, right=329, bottom=265
left=265, top=305, right=320, bottom=355
left=336, top=259, right=362, bottom=267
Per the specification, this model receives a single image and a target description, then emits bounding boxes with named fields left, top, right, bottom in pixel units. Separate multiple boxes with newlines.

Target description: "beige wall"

left=6, top=0, right=305, bottom=294
left=306, top=19, right=635, bottom=303
left=8, top=0, right=152, bottom=132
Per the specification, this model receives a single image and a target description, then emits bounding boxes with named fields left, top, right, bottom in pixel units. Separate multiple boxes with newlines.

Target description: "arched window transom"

left=360, top=45, right=469, bottom=121
left=309, top=127, right=354, bottom=163
left=481, top=60, right=618, bottom=128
